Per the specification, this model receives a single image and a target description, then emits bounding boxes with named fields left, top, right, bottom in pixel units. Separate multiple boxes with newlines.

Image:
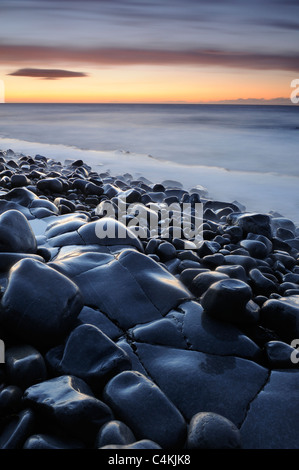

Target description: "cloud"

left=7, top=67, right=88, bottom=80
left=2, top=45, right=299, bottom=72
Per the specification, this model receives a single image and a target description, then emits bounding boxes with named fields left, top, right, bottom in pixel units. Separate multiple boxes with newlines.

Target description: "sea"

left=0, top=103, right=298, bottom=225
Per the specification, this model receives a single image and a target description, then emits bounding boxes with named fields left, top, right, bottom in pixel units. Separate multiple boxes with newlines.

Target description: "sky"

left=0, top=0, right=299, bottom=103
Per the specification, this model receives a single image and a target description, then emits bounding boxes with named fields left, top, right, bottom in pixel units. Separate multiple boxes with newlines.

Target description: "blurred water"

left=0, top=103, right=298, bottom=223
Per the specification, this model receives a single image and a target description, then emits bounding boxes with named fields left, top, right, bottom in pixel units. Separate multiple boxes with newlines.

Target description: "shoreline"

left=0, top=148, right=299, bottom=449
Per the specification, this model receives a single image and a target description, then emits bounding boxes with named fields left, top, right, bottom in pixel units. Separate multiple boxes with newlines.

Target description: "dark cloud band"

left=2, top=45, right=299, bottom=72
left=8, top=68, right=88, bottom=79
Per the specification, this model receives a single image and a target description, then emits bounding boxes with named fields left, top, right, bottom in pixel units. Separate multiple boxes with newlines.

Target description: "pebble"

left=186, top=412, right=242, bottom=449
left=0, top=149, right=298, bottom=450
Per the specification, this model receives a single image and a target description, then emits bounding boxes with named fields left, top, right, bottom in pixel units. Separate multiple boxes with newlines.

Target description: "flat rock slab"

left=50, top=248, right=191, bottom=329
left=240, top=370, right=299, bottom=448
left=135, top=342, right=268, bottom=426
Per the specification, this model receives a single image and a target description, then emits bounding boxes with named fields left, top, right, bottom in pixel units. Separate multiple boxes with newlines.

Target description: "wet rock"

left=0, top=409, right=35, bottom=449
left=249, top=268, right=278, bottom=297
left=23, top=375, right=113, bottom=443
left=0, top=209, right=37, bottom=253
left=49, top=324, right=131, bottom=389
left=186, top=412, right=242, bottom=449
left=5, top=345, right=47, bottom=390
left=190, top=271, right=229, bottom=297
left=95, top=420, right=136, bottom=448
left=264, top=341, right=299, bottom=369
left=201, top=278, right=253, bottom=324
left=103, top=370, right=187, bottom=448
left=0, top=258, right=83, bottom=347
left=23, top=434, right=86, bottom=449
left=260, top=295, right=299, bottom=342
left=227, top=212, right=272, bottom=239
left=135, top=343, right=268, bottom=425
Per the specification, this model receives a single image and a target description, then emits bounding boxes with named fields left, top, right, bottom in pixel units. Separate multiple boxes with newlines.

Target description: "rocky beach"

left=0, top=147, right=299, bottom=450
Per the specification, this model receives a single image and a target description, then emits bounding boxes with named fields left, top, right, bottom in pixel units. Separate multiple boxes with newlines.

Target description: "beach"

left=0, top=146, right=298, bottom=449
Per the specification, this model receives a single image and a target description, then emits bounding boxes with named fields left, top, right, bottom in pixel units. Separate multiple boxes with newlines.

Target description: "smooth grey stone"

left=190, top=271, right=229, bottom=297
left=215, top=264, right=248, bottom=282
left=0, top=253, right=45, bottom=272
left=249, top=268, right=278, bottom=297
left=156, top=241, right=177, bottom=261
left=30, top=198, right=59, bottom=214
left=0, top=258, right=83, bottom=347
left=187, top=412, right=242, bottom=449
left=0, top=187, right=37, bottom=207
left=5, top=345, right=47, bottom=390
left=201, top=278, right=252, bottom=323
left=130, top=317, right=187, bottom=349
left=116, top=339, right=149, bottom=377
left=227, top=212, right=272, bottom=239
left=78, top=218, right=144, bottom=252
left=52, top=324, right=131, bottom=389
left=179, top=301, right=261, bottom=360
left=10, top=174, right=30, bottom=188
left=100, top=440, right=162, bottom=449
left=76, top=306, right=122, bottom=340
left=103, top=370, right=186, bottom=448
left=0, top=385, right=23, bottom=417
left=135, top=343, right=268, bottom=426
left=37, top=177, right=63, bottom=193
left=240, top=240, right=268, bottom=259
left=224, top=255, right=257, bottom=272
left=264, top=341, right=299, bottom=369
left=23, top=433, right=86, bottom=449
left=51, top=249, right=191, bottom=330
left=95, top=420, right=136, bottom=448
left=240, top=370, right=299, bottom=448
left=260, top=295, right=299, bottom=342
left=46, top=217, right=87, bottom=239
left=23, top=375, right=113, bottom=442
left=0, top=209, right=37, bottom=253
left=0, top=409, right=35, bottom=449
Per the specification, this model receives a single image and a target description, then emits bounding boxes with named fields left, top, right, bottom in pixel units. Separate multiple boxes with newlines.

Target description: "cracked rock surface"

left=0, top=149, right=299, bottom=449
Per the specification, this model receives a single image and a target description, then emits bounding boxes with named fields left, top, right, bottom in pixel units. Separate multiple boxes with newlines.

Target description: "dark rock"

left=37, top=178, right=64, bottom=193
left=5, top=345, right=47, bottom=390
left=76, top=306, right=122, bottom=340
left=0, top=258, right=83, bottom=347
left=186, top=412, right=241, bottom=449
left=156, top=241, right=177, bottom=261
left=23, top=434, right=86, bottom=449
left=260, top=296, right=299, bottom=342
left=10, top=174, right=30, bottom=188
left=240, top=240, right=268, bottom=259
left=264, top=341, right=299, bottom=369
left=0, top=409, right=35, bottom=449
left=249, top=268, right=278, bottom=297
left=227, top=212, right=272, bottom=239
left=240, top=370, right=299, bottom=448
left=190, top=271, right=229, bottom=297
left=0, top=385, right=23, bottom=417
left=224, top=255, right=257, bottom=272
left=49, top=324, right=131, bottom=389
left=201, top=278, right=253, bottom=323
left=135, top=343, right=268, bottom=425
left=0, top=210, right=37, bottom=253
left=103, top=370, right=186, bottom=448
left=215, top=264, right=248, bottom=282
left=50, top=249, right=191, bottom=330
left=100, top=440, right=162, bottom=449
left=95, top=420, right=136, bottom=448
left=23, top=375, right=113, bottom=443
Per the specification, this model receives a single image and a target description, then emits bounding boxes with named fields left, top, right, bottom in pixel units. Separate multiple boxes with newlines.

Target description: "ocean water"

left=0, top=103, right=298, bottom=224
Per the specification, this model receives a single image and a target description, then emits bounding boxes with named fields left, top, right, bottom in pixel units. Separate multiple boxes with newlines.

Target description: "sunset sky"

left=1, top=0, right=299, bottom=103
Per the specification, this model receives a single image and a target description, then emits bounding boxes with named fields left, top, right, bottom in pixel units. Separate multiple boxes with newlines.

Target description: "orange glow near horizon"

left=1, top=65, right=293, bottom=104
